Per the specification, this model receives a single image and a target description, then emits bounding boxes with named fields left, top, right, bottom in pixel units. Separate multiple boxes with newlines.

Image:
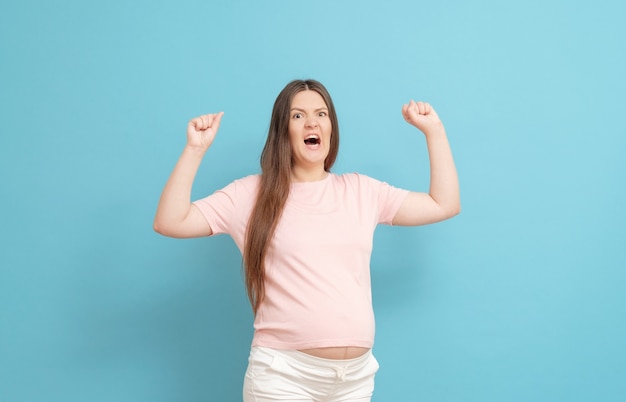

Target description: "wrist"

left=183, top=144, right=209, bottom=158
left=422, top=124, right=446, bottom=139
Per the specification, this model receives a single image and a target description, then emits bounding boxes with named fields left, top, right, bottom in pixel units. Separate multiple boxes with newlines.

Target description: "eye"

left=293, top=113, right=303, bottom=119
left=318, top=111, right=328, bottom=117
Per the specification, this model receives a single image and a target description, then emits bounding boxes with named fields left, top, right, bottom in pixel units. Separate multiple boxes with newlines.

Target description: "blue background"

left=1, top=0, right=625, bottom=401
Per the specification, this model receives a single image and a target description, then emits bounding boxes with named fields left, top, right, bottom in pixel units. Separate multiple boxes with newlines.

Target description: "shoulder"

left=331, top=172, right=383, bottom=188
left=233, top=174, right=260, bottom=187
left=329, top=173, right=386, bottom=200
left=331, top=172, right=408, bottom=199
left=223, top=174, right=260, bottom=191
left=206, top=174, right=260, bottom=203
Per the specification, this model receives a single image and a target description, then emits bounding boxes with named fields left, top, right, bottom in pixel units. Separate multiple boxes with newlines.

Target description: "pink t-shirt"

left=193, top=173, right=409, bottom=350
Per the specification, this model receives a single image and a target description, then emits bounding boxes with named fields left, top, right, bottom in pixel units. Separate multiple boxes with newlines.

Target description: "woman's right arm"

left=153, top=112, right=224, bottom=238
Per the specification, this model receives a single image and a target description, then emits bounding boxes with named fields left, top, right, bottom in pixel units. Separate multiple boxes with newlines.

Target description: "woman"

left=154, top=79, right=460, bottom=401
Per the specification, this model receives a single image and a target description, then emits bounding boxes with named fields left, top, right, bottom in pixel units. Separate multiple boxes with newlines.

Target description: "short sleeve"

left=192, top=175, right=259, bottom=236
left=376, top=179, right=410, bottom=225
left=351, top=173, right=409, bottom=225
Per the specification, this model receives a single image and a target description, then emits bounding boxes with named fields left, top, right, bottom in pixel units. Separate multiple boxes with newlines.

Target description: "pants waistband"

left=252, top=346, right=372, bottom=370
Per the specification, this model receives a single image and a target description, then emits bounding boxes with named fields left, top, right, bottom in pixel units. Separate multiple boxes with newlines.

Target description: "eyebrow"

left=290, top=107, right=329, bottom=112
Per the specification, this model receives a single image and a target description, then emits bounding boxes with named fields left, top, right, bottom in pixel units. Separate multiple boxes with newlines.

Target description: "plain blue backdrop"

left=1, top=0, right=625, bottom=401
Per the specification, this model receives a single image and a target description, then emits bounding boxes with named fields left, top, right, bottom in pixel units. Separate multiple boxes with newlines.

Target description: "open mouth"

left=304, top=135, right=320, bottom=145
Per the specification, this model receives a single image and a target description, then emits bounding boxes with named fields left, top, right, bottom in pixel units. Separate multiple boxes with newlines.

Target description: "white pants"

left=243, top=346, right=380, bottom=402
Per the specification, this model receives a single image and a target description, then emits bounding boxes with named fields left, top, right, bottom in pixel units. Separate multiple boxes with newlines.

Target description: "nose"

left=305, top=116, right=319, bottom=128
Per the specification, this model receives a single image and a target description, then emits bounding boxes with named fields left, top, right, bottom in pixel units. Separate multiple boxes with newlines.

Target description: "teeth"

left=304, top=138, right=320, bottom=145
left=304, top=134, right=320, bottom=145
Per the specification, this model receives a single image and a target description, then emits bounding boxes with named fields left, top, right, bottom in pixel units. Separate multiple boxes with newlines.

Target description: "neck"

left=291, top=166, right=328, bottom=183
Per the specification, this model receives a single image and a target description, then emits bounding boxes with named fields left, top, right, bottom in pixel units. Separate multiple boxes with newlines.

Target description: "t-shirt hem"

left=191, top=201, right=222, bottom=236
left=385, top=189, right=410, bottom=226
left=251, top=338, right=374, bottom=350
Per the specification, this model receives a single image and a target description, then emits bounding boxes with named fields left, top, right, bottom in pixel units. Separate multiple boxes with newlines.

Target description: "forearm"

left=393, top=101, right=460, bottom=226
left=425, top=126, right=460, bottom=215
left=153, top=145, right=206, bottom=232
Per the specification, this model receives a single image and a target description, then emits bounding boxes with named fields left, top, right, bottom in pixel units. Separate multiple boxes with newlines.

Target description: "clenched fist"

left=187, top=112, right=224, bottom=151
left=401, top=101, right=443, bottom=136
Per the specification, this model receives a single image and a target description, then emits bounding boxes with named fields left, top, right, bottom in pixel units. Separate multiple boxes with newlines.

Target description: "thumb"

left=212, top=111, right=224, bottom=131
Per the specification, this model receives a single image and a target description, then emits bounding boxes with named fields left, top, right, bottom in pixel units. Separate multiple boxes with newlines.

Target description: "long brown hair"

left=243, top=79, right=340, bottom=313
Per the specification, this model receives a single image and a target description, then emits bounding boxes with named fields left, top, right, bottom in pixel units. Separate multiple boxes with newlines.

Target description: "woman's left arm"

left=392, top=101, right=460, bottom=226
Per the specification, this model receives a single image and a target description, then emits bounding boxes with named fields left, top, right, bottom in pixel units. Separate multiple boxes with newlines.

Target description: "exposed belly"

left=298, top=346, right=370, bottom=360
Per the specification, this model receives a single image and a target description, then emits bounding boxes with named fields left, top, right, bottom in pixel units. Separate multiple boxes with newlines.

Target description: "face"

left=288, top=90, right=332, bottom=176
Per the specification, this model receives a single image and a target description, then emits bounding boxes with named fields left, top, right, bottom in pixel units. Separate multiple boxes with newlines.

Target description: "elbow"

left=153, top=219, right=202, bottom=239
left=451, top=202, right=461, bottom=217
left=450, top=199, right=461, bottom=217
left=153, top=219, right=172, bottom=237
left=153, top=220, right=164, bottom=235
left=444, top=200, right=461, bottom=219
